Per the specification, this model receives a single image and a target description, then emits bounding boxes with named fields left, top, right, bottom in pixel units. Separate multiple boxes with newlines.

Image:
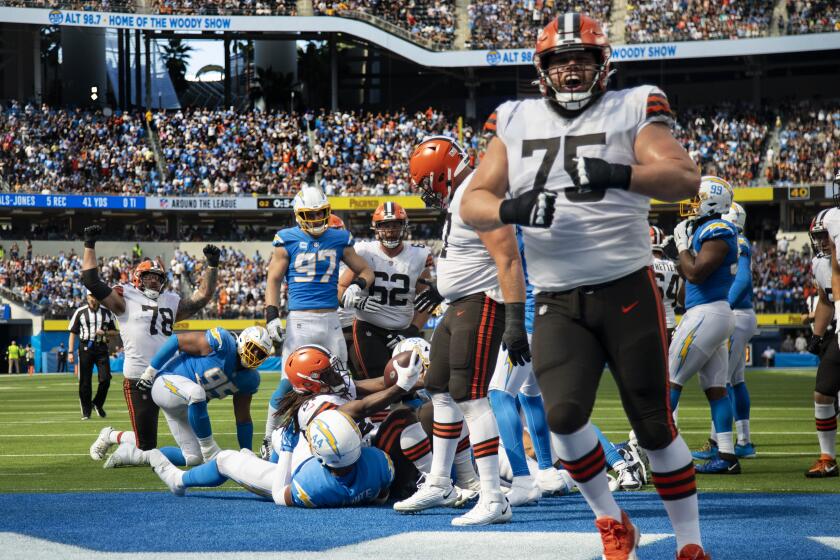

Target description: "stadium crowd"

left=751, top=244, right=813, bottom=313
left=766, top=103, right=839, bottom=186
left=785, top=0, right=840, bottom=35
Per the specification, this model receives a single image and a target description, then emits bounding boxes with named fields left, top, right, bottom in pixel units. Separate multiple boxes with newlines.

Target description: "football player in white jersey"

left=650, top=225, right=680, bottom=341
left=394, top=136, right=531, bottom=527
left=458, top=13, right=707, bottom=559
left=804, top=208, right=840, bottom=478
left=81, top=225, right=219, bottom=458
left=338, top=201, right=433, bottom=379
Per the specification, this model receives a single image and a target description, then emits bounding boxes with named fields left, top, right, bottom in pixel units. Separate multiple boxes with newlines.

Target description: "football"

left=383, top=350, right=413, bottom=387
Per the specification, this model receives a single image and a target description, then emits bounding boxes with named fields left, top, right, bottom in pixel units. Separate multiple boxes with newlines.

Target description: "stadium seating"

left=767, top=104, right=839, bottom=186
left=751, top=245, right=813, bottom=313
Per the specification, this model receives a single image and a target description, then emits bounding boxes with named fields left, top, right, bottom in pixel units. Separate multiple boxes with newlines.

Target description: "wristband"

left=84, top=239, right=97, bottom=249
left=81, top=268, right=113, bottom=301
left=266, top=305, right=280, bottom=323
left=504, top=302, right=526, bottom=326
left=351, top=277, right=368, bottom=290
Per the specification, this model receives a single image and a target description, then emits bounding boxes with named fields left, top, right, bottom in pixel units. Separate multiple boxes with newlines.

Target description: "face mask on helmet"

left=237, top=326, right=272, bottom=369
left=375, top=220, right=407, bottom=249
left=810, top=212, right=831, bottom=256
left=296, top=207, right=330, bottom=236
left=139, top=271, right=164, bottom=300
left=680, top=176, right=733, bottom=219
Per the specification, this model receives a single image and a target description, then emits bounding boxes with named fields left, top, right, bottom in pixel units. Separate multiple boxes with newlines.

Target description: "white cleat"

left=504, top=476, right=540, bottom=506
left=394, top=475, right=461, bottom=513
left=148, top=449, right=185, bottom=497
left=616, top=464, right=644, bottom=491
left=607, top=473, right=619, bottom=492
left=89, top=426, right=114, bottom=461
left=536, top=467, right=571, bottom=496
left=623, top=444, right=649, bottom=485
left=103, top=443, right=141, bottom=469
left=451, top=491, right=512, bottom=526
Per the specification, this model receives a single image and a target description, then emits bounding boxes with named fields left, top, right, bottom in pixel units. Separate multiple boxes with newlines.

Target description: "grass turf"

left=0, top=369, right=836, bottom=494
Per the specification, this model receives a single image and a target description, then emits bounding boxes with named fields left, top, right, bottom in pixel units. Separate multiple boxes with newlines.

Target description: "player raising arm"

left=82, top=225, right=219, bottom=458
left=261, top=186, right=374, bottom=453
left=458, top=12, right=706, bottom=560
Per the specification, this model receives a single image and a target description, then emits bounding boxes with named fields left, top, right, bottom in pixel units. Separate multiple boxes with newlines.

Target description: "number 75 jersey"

left=494, top=85, right=673, bottom=292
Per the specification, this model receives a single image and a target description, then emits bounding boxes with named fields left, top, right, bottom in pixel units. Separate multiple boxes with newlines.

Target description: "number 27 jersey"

left=494, top=86, right=673, bottom=292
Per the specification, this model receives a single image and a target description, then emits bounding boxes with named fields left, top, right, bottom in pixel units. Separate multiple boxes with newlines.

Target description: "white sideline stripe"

left=810, top=537, right=840, bottom=551
left=0, top=453, right=89, bottom=457
left=0, top=432, right=241, bottom=438
left=0, top=531, right=674, bottom=560
left=0, top=431, right=824, bottom=438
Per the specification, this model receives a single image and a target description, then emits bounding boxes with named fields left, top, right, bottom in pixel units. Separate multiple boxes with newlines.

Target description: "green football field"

left=0, top=369, right=837, bottom=494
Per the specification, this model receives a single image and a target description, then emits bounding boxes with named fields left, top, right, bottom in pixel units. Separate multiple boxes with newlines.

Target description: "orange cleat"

left=805, top=454, right=838, bottom=478
left=677, top=544, right=711, bottom=560
left=595, top=510, right=639, bottom=560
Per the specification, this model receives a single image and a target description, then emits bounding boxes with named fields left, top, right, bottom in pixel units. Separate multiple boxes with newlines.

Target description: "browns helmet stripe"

left=562, top=12, right=580, bottom=38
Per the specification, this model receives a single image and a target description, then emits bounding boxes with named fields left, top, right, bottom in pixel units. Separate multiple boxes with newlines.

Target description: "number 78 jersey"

left=113, top=284, right=180, bottom=380
left=494, top=85, right=673, bottom=292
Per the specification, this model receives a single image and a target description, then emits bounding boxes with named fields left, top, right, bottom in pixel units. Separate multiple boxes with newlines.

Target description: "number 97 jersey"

left=494, top=85, right=673, bottom=292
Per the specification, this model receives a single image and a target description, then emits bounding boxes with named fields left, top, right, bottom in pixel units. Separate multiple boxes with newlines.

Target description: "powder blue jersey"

left=273, top=226, right=354, bottom=311
left=161, top=327, right=260, bottom=399
left=516, top=227, right=535, bottom=334
left=288, top=447, right=394, bottom=508
left=685, top=219, right=738, bottom=310
left=729, top=234, right=753, bottom=310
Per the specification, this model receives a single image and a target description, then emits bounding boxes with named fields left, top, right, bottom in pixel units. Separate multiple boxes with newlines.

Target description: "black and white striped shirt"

left=68, top=305, right=116, bottom=345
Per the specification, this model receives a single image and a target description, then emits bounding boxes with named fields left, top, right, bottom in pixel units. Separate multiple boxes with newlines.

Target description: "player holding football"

left=261, top=186, right=374, bottom=453
left=81, top=225, right=219, bottom=458
left=339, top=202, right=433, bottom=379
left=394, top=135, right=529, bottom=526
left=459, top=13, right=708, bottom=559
left=805, top=203, right=840, bottom=478
left=94, top=326, right=272, bottom=468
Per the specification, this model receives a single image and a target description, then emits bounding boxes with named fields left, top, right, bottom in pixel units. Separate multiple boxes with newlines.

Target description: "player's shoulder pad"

left=492, top=99, right=527, bottom=140
left=291, top=479, right=317, bottom=508
left=738, top=234, right=751, bottom=253
left=272, top=227, right=298, bottom=248
left=697, top=219, right=737, bottom=241
left=206, top=327, right=227, bottom=351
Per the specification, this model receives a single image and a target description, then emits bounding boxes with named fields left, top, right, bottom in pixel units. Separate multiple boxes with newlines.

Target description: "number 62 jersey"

left=494, top=85, right=674, bottom=292
left=113, top=283, right=181, bottom=380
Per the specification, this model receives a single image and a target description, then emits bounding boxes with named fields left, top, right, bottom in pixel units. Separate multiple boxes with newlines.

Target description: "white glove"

left=341, top=283, right=363, bottom=310
left=673, top=219, right=692, bottom=253
left=267, top=317, right=284, bottom=344
left=137, top=365, right=158, bottom=391
left=355, top=296, right=385, bottom=313
left=393, top=349, right=422, bottom=392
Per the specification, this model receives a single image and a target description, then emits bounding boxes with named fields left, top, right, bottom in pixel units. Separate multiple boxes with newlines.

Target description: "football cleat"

left=103, top=443, right=143, bottom=469
left=734, top=442, right=757, bottom=458
left=615, top=463, right=644, bottom=491
left=89, top=426, right=114, bottom=461
left=394, top=475, right=461, bottom=513
left=695, top=456, right=741, bottom=475
left=504, top=476, right=541, bottom=506
left=676, top=543, right=711, bottom=560
left=149, top=449, right=185, bottom=496
left=596, top=510, right=639, bottom=560
left=536, top=467, right=571, bottom=495
left=259, top=437, right=273, bottom=461
left=805, top=455, right=839, bottom=478
left=691, top=440, right=718, bottom=461
left=451, top=491, right=512, bottom=526
left=607, top=473, right=619, bottom=492
left=625, top=440, right=649, bottom=483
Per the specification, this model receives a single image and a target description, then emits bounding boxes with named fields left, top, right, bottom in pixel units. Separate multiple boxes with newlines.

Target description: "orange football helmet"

left=534, top=13, right=612, bottom=113
left=371, top=202, right=409, bottom=249
left=649, top=225, right=665, bottom=251
left=285, top=345, right=349, bottom=395
left=132, top=259, right=166, bottom=300
left=328, top=214, right=346, bottom=230
left=409, top=135, right=470, bottom=209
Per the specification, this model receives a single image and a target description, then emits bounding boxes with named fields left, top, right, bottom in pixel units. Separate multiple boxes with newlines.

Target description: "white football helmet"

left=681, top=176, right=734, bottom=219
left=392, top=337, right=431, bottom=371
left=293, top=186, right=331, bottom=236
left=722, top=202, right=746, bottom=232
left=237, top=326, right=272, bottom=369
left=306, top=409, right=362, bottom=469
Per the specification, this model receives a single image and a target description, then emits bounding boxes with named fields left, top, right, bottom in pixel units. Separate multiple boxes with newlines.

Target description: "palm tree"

left=160, top=38, right=194, bottom=97
left=250, top=66, right=295, bottom=111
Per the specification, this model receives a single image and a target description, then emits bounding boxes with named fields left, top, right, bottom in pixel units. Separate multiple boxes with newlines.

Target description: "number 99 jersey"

left=353, top=240, right=431, bottom=330
left=494, top=85, right=674, bottom=292
left=161, top=327, right=260, bottom=399
left=274, top=226, right=355, bottom=311
left=114, top=283, right=181, bottom=380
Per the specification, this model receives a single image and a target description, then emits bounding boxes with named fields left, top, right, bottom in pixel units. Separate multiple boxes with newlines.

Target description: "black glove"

left=808, top=334, right=825, bottom=356
left=573, top=157, right=632, bottom=191
left=403, top=325, right=421, bottom=338
left=502, top=302, right=531, bottom=366
left=499, top=190, right=556, bottom=228
left=83, top=225, right=102, bottom=249
left=203, top=244, right=221, bottom=267
left=415, top=282, right=444, bottom=313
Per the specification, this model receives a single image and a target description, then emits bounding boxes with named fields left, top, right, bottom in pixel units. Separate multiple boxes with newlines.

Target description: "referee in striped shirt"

left=68, top=293, right=116, bottom=420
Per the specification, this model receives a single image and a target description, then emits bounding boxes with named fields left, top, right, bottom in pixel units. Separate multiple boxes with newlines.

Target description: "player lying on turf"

left=149, top=409, right=396, bottom=507
left=146, top=345, right=432, bottom=503
left=90, top=326, right=271, bottom=468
